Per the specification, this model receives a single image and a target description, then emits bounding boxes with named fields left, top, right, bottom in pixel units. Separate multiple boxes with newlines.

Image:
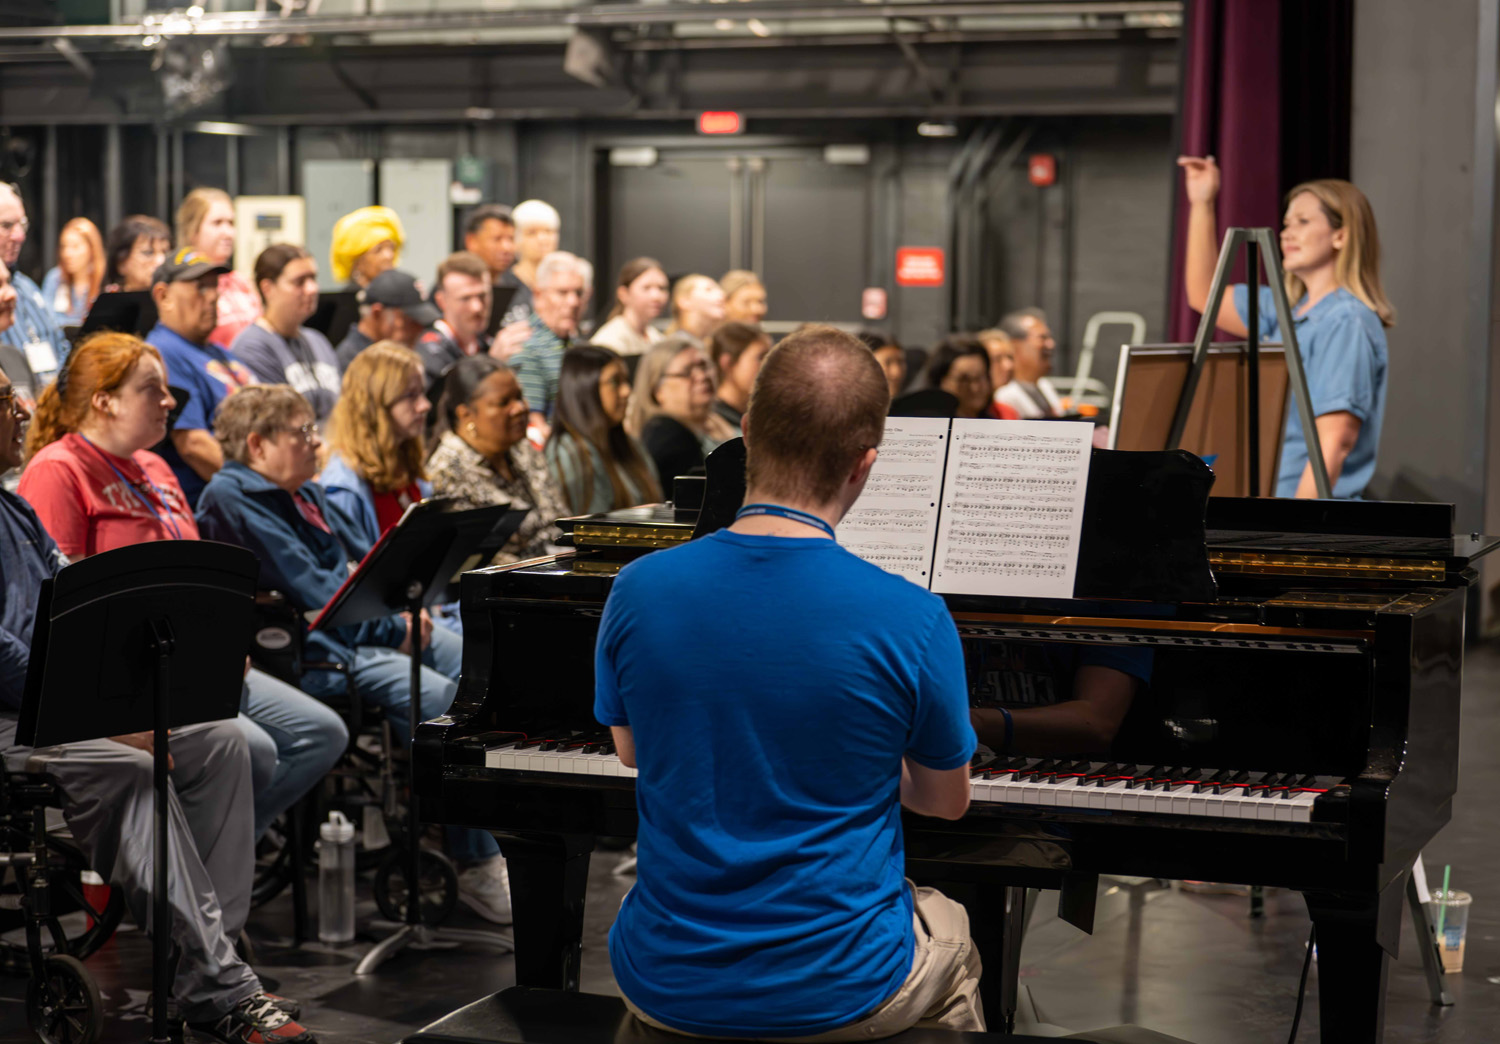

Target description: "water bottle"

left=317, top=810, right=356, bottom=944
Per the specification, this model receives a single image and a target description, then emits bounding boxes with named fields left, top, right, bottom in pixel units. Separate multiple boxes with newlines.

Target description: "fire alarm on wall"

left=1028, top=154, right=1057, bottom=187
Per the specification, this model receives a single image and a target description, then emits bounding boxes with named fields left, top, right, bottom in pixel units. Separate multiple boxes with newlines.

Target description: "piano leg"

left=1303, top=875, right=1405, bottom=1044
left=496, top=832, right=594, bottom=991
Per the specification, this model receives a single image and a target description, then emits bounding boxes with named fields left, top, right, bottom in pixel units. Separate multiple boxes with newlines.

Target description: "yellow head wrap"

left=329, top=205, right=405, bottom=285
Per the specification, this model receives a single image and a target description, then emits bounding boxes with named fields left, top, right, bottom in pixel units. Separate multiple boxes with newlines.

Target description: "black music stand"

left=79, top=290, right=157, bottom=339
left=18, top=542, right=258, bottom=1044
left=307, top=291, right=359, bottom=347
left=309, top=498, right=516, bottom=974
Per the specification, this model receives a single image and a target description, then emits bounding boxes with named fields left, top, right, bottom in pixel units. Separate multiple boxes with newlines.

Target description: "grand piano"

left=415, top=447, right=1497, bottom=1044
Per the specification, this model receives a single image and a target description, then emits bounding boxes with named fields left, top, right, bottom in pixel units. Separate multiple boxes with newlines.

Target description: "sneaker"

left=189, top=994, right=316, bottom=1044
left=457, top=854, right=512, bottom=924
left=254, top=991, right=302, bottom=1020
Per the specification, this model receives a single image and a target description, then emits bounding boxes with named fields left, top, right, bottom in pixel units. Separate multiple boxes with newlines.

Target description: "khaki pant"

left=624, top=883, right=985, bottom=1041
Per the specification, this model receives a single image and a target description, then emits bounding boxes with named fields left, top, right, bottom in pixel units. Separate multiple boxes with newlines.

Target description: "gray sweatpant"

left=0, top=716, right=261, bottom=1022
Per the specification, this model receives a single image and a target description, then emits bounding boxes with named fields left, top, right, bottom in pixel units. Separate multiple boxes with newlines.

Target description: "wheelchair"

left=247, top=593, right=459, bottom=938
left=0, top=768, right=124, bottom=1044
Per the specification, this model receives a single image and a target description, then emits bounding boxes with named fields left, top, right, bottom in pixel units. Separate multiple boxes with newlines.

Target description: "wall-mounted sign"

left=698, top=111, right=743, bottom=135
left=895, top=247, right=945, bottom=287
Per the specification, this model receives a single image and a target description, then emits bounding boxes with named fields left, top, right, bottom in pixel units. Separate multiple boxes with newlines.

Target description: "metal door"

left=603, top=155, right=735, bottom=286
left=301, top=159, right=374, bottom=289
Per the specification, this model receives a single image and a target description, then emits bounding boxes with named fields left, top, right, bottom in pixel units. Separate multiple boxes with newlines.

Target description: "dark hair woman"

left=925, top=337, right=993, bottom=419
left=229, top=243, right=342, bottom=422
left=706, top=321, right=771, bottom=431
left=101, top=215, right=171, bottom=293
left=428, top=354, right=571, bottom=564
left=546, top=344, right=662, bottom=514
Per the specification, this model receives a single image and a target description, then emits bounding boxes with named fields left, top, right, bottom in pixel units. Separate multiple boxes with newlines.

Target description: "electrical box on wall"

left=233, top=196, right=306, bottom=282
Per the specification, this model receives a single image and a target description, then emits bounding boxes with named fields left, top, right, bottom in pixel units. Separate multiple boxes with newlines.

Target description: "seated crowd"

left=0, top=178, right=1069, bottom=1044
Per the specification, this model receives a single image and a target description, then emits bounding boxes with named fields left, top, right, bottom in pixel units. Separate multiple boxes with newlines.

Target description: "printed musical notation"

left=840, top=416, right=950, bottom=586
left=931, top=420, right=1094, bottom=599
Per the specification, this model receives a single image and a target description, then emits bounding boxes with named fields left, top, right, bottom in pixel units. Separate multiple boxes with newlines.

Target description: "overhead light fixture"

left=564, top=28, right=619, bottom=89
left=714, top=18, right=734, bottom=30
left=824, top=144, right=870, bottom=166
left=609, top=146, right=659, bottom=168
left=918, top=121, right=959, bottom=138
left=746, top=18, right=771, bottom=36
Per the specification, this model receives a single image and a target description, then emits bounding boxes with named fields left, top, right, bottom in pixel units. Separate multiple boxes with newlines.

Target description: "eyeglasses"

left=283, top=422, right=319, bottom=444
left=0, top=218, right=29, bottom=237
left=661, top=361, right=712, bottom=381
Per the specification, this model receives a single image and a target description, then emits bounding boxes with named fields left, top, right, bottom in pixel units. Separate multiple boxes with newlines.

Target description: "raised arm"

left=1178, top=156, right=1249, bottom=338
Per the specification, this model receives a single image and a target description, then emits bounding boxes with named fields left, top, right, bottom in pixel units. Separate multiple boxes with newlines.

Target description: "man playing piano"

left=594, top=324, right=984, bottom=1039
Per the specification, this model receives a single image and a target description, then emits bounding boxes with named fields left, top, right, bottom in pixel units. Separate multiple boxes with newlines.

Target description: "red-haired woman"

left=41, top=217, right=104, bottom=327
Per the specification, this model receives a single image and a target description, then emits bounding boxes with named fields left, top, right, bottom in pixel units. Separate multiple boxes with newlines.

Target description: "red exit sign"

left=697, top=111, right=743, bottom=135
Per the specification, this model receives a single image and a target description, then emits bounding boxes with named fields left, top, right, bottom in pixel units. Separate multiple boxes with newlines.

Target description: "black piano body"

left=415, top=469, right=1497, bottom=1044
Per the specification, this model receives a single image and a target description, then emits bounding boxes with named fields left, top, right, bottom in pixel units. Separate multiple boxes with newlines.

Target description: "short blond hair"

left=325, top=341, right=427, bottom=493
left=175, top=187, right=232, bottom=250
left=215, top=385, right=313, bottom=465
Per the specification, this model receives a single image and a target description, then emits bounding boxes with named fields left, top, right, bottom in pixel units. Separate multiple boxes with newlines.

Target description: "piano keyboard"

left=482, top=738, right=1341, bottom=824
left=972, top=760, right=1344, bottom=824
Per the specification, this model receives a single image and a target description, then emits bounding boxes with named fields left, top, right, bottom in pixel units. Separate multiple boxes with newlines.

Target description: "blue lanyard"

left=80, top=436, right=184, bottom=541
left=734, top=502, right=836, bottom=539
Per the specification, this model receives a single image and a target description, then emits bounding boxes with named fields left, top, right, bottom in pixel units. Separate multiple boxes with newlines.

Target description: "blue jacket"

left=196, top=461, right=405, bottom=695
left=318, top=451, right=432, bottom=554
left=0, top=490, right=69, bottom=711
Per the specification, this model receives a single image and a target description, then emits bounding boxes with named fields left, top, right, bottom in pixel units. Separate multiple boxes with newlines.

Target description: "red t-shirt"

left=371, top=482, right=422, bottom=536
left=18, top=432, right=201, bottom=559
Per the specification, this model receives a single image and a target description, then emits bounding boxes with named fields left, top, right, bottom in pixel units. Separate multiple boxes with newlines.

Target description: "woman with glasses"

left=627, top=334, right=738, bottom=487
left=319, top=341, right=433, bottom=551
left=429, top=354, right=569, bottom=563
left=545, top=345, right=660, bottom=516
left=925, top=337, right=994, bottom=420
left=17, top=332, right=346, bottom=845
left=195, top=384, right=512, bottom=924
left=102, top=215, right=171, bottom=294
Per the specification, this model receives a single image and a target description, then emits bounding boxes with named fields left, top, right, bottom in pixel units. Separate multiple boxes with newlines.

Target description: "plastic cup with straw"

left=1436, top=864, right=1452, bottom=935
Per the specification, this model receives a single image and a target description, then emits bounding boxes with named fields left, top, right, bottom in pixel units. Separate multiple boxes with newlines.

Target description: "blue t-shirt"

left=594, top=529, right=976, bottom=1038
left=1233, top=285, right=1387, bottom=498
left=146, top=323, right=255, bottom=507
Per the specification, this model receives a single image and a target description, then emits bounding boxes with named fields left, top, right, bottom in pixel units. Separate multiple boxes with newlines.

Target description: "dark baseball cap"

left=360, top=269, right=440, bottom=326
left=152, top=247, right=230, bottom=286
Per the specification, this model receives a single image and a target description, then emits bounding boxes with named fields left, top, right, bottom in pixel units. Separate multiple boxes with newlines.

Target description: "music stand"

left=309, top=498, right=515, bottom=974
left=484, top=285, right=520, bottom=339
left=79, top=291, right=157, bottom=339
left=307, top=292, right=359, bottom=347
left=19, top=542, right=258, bottom=1044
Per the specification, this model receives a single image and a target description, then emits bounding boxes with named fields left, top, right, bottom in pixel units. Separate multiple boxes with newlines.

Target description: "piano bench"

left=402, top=987, right=1201, bottom=1044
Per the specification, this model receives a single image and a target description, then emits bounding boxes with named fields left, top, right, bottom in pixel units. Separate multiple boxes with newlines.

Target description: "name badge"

left=23, top=339, right=58, bottom=377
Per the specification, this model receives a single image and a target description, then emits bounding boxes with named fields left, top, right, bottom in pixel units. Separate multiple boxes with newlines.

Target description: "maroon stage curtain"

left=1166, top=0, right=1283, bottom=341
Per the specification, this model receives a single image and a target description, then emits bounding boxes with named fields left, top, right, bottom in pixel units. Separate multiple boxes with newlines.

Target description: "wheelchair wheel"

left=373, top=848, right=457, bottom=927
left=25, top=954, right=103, bottom=1044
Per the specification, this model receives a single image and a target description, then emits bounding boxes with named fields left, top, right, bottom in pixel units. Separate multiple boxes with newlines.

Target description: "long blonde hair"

left=625, top=334, right=706, bottom=438
left=1284, top=179, right=1396, bottom=328
left=325, top=341, right=427, bottom=493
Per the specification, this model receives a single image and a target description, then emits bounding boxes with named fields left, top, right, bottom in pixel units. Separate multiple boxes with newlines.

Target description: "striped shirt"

left=509, top=323, right=568, bottom=418
left=0, top=270, right=69, bottom=382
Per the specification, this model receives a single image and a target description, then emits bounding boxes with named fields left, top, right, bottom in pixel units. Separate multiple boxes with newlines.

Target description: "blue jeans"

left=352, top=626, right=499, bottom=864
left=237, top=669, right=349, bottom=840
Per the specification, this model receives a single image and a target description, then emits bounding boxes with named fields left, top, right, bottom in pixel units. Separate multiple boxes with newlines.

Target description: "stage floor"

left=5, top=644, right=1500, bottom=1044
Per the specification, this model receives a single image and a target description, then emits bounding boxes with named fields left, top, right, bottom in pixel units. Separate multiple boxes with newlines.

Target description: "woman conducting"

left=1179, top=156, right=1394, bottom=499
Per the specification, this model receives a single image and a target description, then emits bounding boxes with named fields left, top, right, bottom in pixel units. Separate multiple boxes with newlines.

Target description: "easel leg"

left=1406, top=874, right=1453, bottom=1007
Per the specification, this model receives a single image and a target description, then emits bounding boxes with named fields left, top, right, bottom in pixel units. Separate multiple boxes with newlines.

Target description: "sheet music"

left=931, top=419, right=1094, bottom=598
left=839, top=416, right=950, bottom=586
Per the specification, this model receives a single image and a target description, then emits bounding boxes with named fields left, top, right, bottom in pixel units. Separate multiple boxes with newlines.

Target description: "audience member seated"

left=102, top=214, right=171, bottom=294
left=627, top=335, right=737, bottom=487
left=994, top=307, right=1061, bottom=418
left=510, top=251, right=588, bottom=434
left=230, top=245, right=342, bottom=424
left=504, top=198, right=561, bottom=327
left=595, top=325, right=981, bottom=1039
left=329, top=205, right=404, bottom=292
left=41, top=217, right=103, bottom=326
left=146, top=249, right=255, bottom=507
left=926, top=337, right=994, bottom=420
left=665, top=274, right=726, bottom=342
left=0, top=183, right=70, bottom=384
left=590, top=257, right=667, bottom=358
left=16, top=333, right=345, bottom=844
left=429, top=355, right=568, bottom=563
left=720, top=269, right=768, bottom=325
left=0, top=372, right=317, bottom=1044
left=177, top=188, right=260, bottom=348
left=708, top=321, right=771, bottom=432
left=977, top=327, right=1020, bottom=419
left=321, top=342, right=433, bottom=551
left=462, top=203, right=532, bottom=358
left=0, top=260, right=35, bottom=416
left=858, top=330, right=907, bottom=402
left=545, top=345, right=661, bottom=516
left=196, top=385, right=510, bottom=923
left=335, top=269, right=436, bottom=372
left=416, top=251, right=493, bottom=389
